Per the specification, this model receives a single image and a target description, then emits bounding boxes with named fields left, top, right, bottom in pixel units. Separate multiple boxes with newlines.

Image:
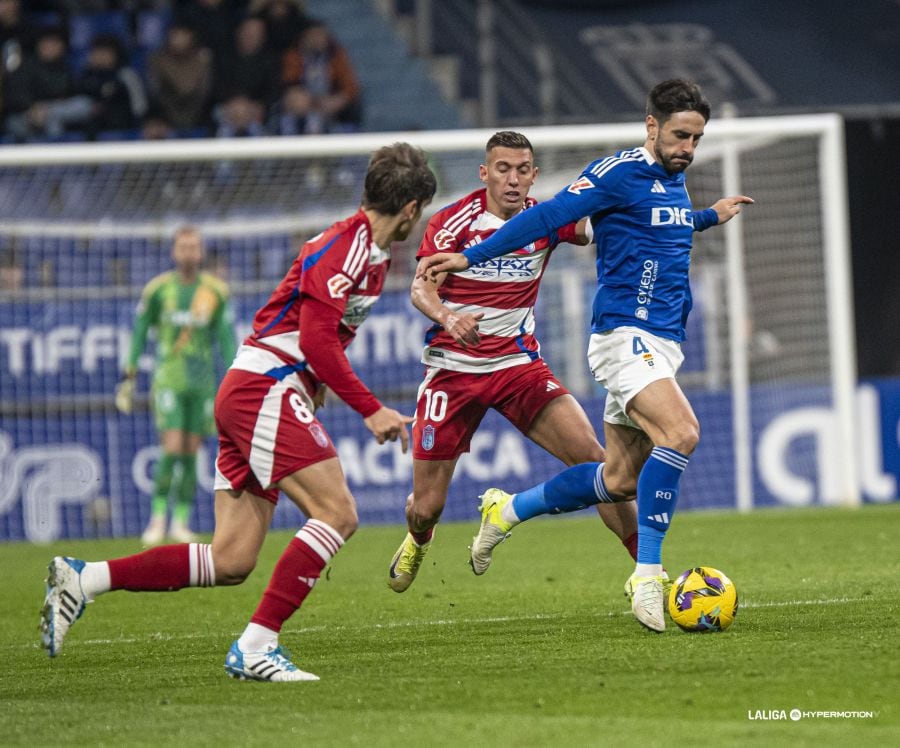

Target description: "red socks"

left=104, top=520, right=344, bottom=636
left=623, top=532, right=638, bottom=561
left=409, top=527, right=434, bottom=545
left=250, top=519, right=344, bottom=633
left=108, top=543, right=215, bottom=591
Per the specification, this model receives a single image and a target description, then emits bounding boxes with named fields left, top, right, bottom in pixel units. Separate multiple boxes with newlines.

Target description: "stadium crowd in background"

left=0, top=0, right=363, bottom=142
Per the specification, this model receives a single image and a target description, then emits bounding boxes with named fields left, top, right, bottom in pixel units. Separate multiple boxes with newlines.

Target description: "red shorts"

left=213, top=368, right=337, bottom=504
left=412, top=359, right=569, bottom=460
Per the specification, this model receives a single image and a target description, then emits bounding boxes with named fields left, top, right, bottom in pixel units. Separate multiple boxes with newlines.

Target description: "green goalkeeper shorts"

left=152, top=386, right=216, bottom=436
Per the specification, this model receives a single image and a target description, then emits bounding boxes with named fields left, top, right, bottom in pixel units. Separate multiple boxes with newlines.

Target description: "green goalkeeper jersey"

left=126, top=271, right=237, bottom=394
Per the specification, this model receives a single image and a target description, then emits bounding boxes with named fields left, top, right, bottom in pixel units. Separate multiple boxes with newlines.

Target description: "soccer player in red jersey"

left=388, top=132, right=639, bottom=592
left=41, top=143, right=437, bottom=681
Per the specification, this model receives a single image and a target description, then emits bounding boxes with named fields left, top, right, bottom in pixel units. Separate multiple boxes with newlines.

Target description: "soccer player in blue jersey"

left=418, top=79, right=753, bottom=632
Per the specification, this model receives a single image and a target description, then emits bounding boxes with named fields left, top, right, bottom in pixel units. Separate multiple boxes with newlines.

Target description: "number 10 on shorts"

left=422, top=388, right=448, bottom=422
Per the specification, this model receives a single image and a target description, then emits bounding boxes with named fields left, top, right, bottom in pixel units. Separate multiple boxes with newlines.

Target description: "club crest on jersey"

left=433, top=228, right=456, bottom=252
left=309, top=423, right=329, bottom=448
left=327, top=273, right=354, bottom=299
left=421, top=424, right=435, bottom=451
left=567, top=176, right=594, bottom=195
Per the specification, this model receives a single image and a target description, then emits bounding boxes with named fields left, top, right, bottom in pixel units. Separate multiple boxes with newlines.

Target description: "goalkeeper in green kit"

left=116, top=226, right=237, bottom=545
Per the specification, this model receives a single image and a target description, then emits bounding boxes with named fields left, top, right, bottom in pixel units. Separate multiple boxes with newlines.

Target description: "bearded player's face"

left=172, top=231, right=204, bottom=273
left=650, top=110, right=706, bottom=174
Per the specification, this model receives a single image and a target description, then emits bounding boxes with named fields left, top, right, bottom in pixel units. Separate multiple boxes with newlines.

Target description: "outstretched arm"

left=711, top=195, right=754, bottom=224
left=418, top=187, right=598, bottom=277
left=694, top=195, right=754, bottom=232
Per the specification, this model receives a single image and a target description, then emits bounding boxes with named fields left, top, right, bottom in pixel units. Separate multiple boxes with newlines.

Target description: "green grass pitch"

left=3, top=504, right=898, bottom=746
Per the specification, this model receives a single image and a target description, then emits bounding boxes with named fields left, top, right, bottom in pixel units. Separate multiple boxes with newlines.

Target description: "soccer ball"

left=667, top=566, right=738, bottom=632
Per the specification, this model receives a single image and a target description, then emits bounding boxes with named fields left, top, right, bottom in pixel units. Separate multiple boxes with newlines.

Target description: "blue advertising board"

left=1, top=288, right=898, bottom=543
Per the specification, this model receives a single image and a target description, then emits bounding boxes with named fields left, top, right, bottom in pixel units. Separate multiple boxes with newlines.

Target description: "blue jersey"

left=462, top=146, right=718, bottom=342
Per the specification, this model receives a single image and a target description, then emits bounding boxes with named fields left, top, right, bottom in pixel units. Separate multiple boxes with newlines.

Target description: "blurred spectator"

left=268, top=83, right=323, bottom=135
left=215, top=94, right=265, bottom=138
left=0, top=0, right=31, bottom=57
left=278, top=20, right=362, bottom=133
left=214, top=16, right=279, bottom=111
left=3, top=27, right=93, bottom=140
left=148, top=22, right=213, bottom=131
left=175, top=0, right=237, bottom=67
left=249, top=0, right=311, bottom=54
left=76, top=34, right=148, bottom=135
left=0, top=248, right=23, bottom=294
left=141, top=109, right=175, bottom=140
left=0, top=0, right=32, bottom=117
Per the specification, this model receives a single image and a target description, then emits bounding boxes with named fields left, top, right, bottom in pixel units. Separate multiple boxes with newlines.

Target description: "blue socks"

left=503, top=445, right=690, bottom=567
left=510, top=462, right=613, bottom=522
left=636, top=447, right=689, bottom=564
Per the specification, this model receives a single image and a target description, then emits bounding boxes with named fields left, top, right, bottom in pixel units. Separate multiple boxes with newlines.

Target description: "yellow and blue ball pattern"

left=668, top=566, right=738, bottom=632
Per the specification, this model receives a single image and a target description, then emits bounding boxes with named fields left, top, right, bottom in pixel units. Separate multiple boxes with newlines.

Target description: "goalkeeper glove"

left=114, top=373, right=136, bottom=414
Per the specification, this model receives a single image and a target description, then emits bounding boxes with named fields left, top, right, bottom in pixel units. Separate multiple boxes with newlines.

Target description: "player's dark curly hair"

left=485, top=131, right=534, bottom=155
left=646, top=79, right=711, bottom=124
left=362, top=143, right=437, bottom=215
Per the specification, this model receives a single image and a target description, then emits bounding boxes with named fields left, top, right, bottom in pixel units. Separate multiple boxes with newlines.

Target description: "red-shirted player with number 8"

left=388, top=132, right=639, bottom=591
left=41, top=143, right=437, bottom=682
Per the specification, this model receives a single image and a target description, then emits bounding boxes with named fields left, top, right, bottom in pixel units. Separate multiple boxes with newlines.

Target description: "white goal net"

left=0, top=116, right=857, bottom=542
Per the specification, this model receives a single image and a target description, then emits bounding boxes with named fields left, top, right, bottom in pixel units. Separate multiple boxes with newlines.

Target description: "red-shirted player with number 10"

left=41, top=143, right=437, bottom=682
left=388, top=132, right=639, bottom=591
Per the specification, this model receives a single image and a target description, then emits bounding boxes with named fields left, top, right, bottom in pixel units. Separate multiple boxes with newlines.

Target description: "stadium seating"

left=305, top=0, right=465, bottom=131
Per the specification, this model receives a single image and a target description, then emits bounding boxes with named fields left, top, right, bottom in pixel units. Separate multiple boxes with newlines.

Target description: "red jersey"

left=229, top=209, right=389, bottom=414
left=418, top=188, right=578, bottom=373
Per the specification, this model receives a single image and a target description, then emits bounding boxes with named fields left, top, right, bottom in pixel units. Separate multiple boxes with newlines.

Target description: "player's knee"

left=668, top=421, right=700, bottom=455
left=601, top=465, right=637, bottom=499
left=329, top=510, right=358, bottom=541
left=408, top=492, right=444, bottom=529
left=342, top=511, right=359, bottom=539
left=607, top=477, right=638, bottom=499
left=213, top=552, right=256, bottom=586
left=318, top=500, right=358, bottom=540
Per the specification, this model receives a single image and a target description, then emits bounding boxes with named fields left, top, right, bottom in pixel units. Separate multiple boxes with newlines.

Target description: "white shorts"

left=587, top=326, right=684, bottom=429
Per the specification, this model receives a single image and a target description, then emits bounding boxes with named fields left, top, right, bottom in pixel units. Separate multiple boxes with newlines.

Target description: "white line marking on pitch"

left=24, top=596, right=869, bottom=649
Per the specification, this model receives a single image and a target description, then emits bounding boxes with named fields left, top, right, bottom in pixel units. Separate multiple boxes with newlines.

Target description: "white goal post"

left=0, top=114, right=858, bottom=542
